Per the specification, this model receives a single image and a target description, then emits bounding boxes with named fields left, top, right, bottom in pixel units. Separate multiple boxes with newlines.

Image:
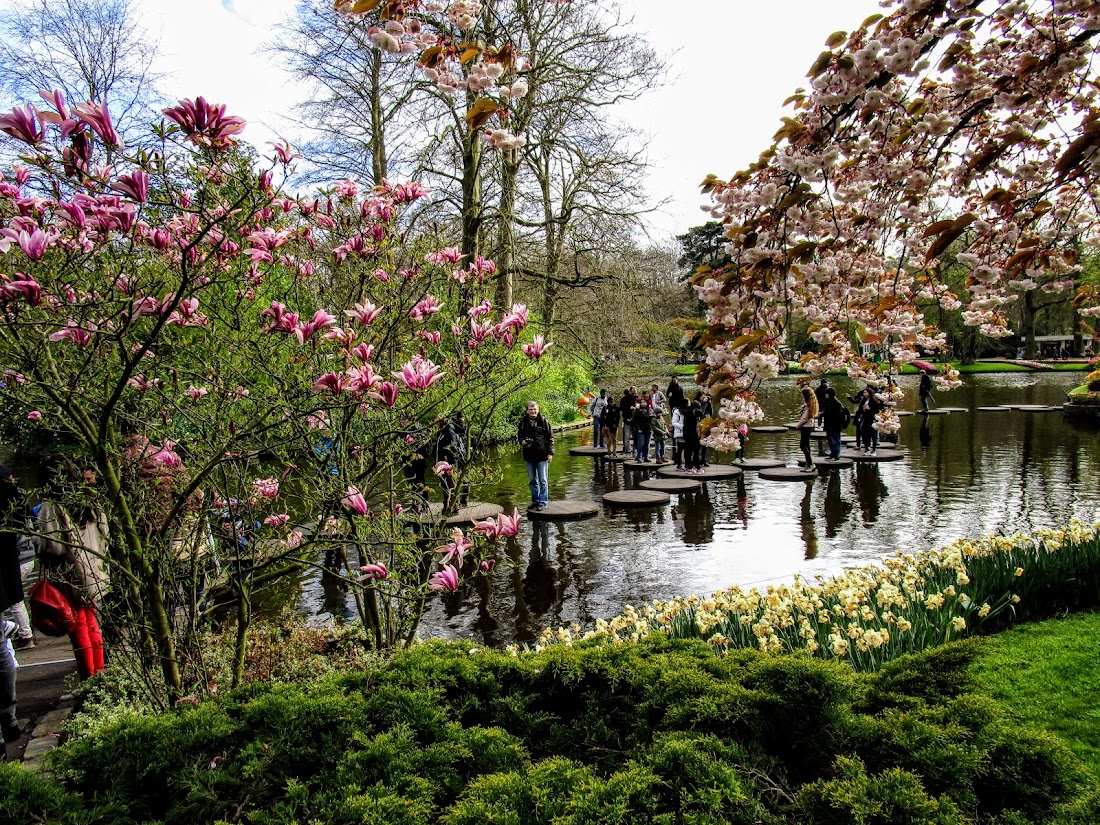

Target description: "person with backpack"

left=821, top=387, right=850, bottom=461
left=588, top=390, right=608, bottom=448
left=652, top=412, right=669, bottom=463
left=37, top=456, right=109, bottom=681
left=518, top=401, right=554, bottom=510
left=814, top=378, right=830, bottom=429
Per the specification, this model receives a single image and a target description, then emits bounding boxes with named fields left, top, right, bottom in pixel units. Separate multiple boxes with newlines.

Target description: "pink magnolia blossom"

left=351, top=343, right=375, bottom=363
left=162, top=97, right=246, bottom=149
left=435, top=528, right=472, bottom=566
left=480, top=559, right=496, bottom=573
left=410, top=294, right=443, bottom=320
left=370, top=381, right=399, bottom=407
left=393, top=356, right=443, bottom=391
left=311, top=372, right=348, bottom=394
left=420, top=330, right=441, bottom=345
left=73, top=100, right=120, bottom=146
left=521, top=334, right=552, bottom=360
left=268, top=138, right=301, bottom=165
left=284, top=530, right=304, bottom=549
left=472, top=508, right=521, bottom=540
left=360, top=563, right=388, bottom=581
left=260, top=301, right=299, bottom=334
left=433, top=460, right=454, bottom=475
left=428, top=563, right=460, bottom=592
left=346, top=364, right=381, bottom=394
left=112, top=170, right=149, bottom=203
left=0, top=274, right=43, bottom=305
left=183, top=385, right=208, bottom=400
left=341, top=485, right=368, bottom=515
left=295, top=309, right=338, bottom=343
left=264, top=514, right=291, bottom=528
left=131, top=296, right=162, bottom=318
left=0, top=104, right=44, bottom=144
left=126, top=375, right=161, bottom=392
left=26, top=410, right=42, bottom=421
left=392, top=181, right=430, bottom=203
left=251, top=478, right=280, bottom=500
left=48, top=323, right=95, bottom=347
left=424, top=246, right=464, bottom=266
left=345, top=302, right=382, bottom=325
left=148, top=441, right=182, bottom=469
left=467, top=299, right=492, bottom=319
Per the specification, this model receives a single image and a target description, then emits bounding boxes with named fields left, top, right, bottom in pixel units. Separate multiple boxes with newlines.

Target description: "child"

left=601, top=403, right=621, bottom=456
left=670, top=406, right=685, bottom=469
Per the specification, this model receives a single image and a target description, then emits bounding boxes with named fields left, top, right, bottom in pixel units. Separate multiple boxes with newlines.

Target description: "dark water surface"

left=297, top=372, right=1100, bottom=646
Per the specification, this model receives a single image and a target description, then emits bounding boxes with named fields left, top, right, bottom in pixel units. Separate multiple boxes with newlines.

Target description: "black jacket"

left=667, top=380, right=686, bottom=410
left=518, top=414, right=554, bottom=462
left=919, top=373, right=933, bottom=397
left=821, top=397, right=848, bottom=432
left=631, top=405, right=653, bottom=433
left=602, top=406, right=621, bottom=430
left=682, top=402, right=704, bottom=442
left=0, top=465, right=25, bottom=613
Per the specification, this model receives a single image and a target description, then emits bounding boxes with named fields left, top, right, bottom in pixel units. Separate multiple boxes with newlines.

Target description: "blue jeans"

left=634, top=430, right=652, bottom=461
left=826, top=430, right=842, bottom=459
left=525, top=460, right=549, bottom=506
left=0, top=637, right=17, bottom=743
left=654, top=434, right=665, bottom=460
left=593, top=415, right=603, bottom=447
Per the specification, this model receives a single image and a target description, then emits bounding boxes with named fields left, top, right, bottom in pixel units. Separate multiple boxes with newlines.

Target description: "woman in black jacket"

left=0, top=465, right=25, bottom=750
left=856, top=388, right=881, bottom=455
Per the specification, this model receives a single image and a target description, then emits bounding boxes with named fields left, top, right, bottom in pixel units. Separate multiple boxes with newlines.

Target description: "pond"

left=294, top=371, right=1100, bottom=647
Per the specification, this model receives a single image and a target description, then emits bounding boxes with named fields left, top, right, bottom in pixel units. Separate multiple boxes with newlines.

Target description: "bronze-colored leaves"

left=923, top=213, right=976, bottom=262
left=464, top=98, right=500, bottom=129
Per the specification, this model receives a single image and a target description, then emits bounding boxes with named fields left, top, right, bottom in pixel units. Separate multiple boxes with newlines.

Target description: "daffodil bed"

left=530, top=521, right=1100, bottom=673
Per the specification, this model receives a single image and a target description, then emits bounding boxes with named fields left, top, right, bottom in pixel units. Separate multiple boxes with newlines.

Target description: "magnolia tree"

left=0, top=92, right=544, bottom=700
left=694, top=0, right=1100, bottom=450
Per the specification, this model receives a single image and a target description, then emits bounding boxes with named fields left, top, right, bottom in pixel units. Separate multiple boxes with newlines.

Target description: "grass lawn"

left=970, top=611, right=1100, bottom=778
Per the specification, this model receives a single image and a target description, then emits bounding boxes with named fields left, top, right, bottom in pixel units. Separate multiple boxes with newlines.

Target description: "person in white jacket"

left=670, top=407, right=685, bottom=470
left=588, top=389, right=608, bottom=448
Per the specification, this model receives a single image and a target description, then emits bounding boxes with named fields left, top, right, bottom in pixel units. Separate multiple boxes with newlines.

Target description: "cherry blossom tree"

left=694, top=0, right=1100, bottom=450
left=0, top=91, right=541, bottom=700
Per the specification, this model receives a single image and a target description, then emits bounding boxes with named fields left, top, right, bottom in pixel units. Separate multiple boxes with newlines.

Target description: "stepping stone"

left=527, top=500, right=599, bottom=520
left=657, top=464, right=744, bottom=480
left=812, top=457, right=855, bottom=468
left=408, top=501, right=504, bottom=526
left=839, top=449, right=905, bottom=462
left=640, top=478, right=703, bottom=493
left=977, top=406, right=1011, bottom=411
left=603, top=490, right=670, bottom=507
left=622, top=459, right=660, bottom=471
left=841, top=435, right=857, bottom=444
left=603, top=454, right=625, bottom=463
left=731, top=458, right=786, bottom=470
left=785, top=422, right=802, bottom=430
left=919, top=409, right=949, bottom=415
left=1015, top=404, right=1057, bottom=412
left=751, top=425, right=788, bottom=433
left=569, top=446, right=611, bottom=456
left=759, top=466, right=818, bottom=481
left=938, top=406, right=969, bottom=412
left=808, top=430, right=829, bottom=440
left=895, top=410, right=916, bottom=417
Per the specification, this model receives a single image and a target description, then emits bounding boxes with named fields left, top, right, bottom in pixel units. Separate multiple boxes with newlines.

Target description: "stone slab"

left=603, top=490, right=671, bottom=506
left=568, top=446, right=611, bottom=456
left=732, top=458, right=787, bottom=470
left=657, top=464, right=743, bottom=480
left=622, top=459, right=661, bottom=470
left=23, top=734, right=60, bottom=761
left=839, top=449, right=905, bottom=462
left=808, top=431, right=829, bottom=440
left=841, top=435, right=857, bottom=444
left=895, top=410, right=916, bottom=417
left=527, top=500, right=599, bottom=520
left=938, top=406, right=969, bottom=413
left=812, top=457, right=855, bottom=468
left=918, top=409, right=950, bottom=415
left=1015, top=404, right=1059, bottom=412
left=784, top=422, right=802, bottom=430
left=408, top=501, right=504, bottom=526
left=31, top=708, right=72, bottom=738
left=639, top=478, right=704, bottom=493
left=759, top=467, right=818, bottom=481
left=751, top=425, right=788, bottom=433
left=977, top=406, right=1012, bottom=411
left=602, top=454, right=625, bottom=463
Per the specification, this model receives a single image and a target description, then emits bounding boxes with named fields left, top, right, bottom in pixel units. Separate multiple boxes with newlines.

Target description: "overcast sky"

left=11, top=0, right=885, bottom=240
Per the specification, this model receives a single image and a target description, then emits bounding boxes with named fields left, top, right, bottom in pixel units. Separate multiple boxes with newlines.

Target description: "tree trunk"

left=1021, top=292, right=1038, bottom=359
left=495, top=148, right=518, bottom=309
left=369, top=50, right=388, bottom=184
left=461, top=125, right=483, bottom=258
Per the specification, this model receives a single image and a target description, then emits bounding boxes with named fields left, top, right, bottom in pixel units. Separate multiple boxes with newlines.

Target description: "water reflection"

left=524, top=521, right=556, bottom=617
left=855, top=464, right=889, bottom=526
left=822, top=472, right=853, bottom=538
left=919, top=416, right=932, bottom=450
left=680, top=486, right=715, bottom=545
left=799, top=483, right=818, bottom=560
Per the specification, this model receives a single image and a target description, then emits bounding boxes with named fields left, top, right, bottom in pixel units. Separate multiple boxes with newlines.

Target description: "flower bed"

left=530, top=521, right=1100, bottom=672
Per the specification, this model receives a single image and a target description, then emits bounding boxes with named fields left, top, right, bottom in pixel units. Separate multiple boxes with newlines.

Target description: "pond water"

left=294, top=371, right=1100, bottom=647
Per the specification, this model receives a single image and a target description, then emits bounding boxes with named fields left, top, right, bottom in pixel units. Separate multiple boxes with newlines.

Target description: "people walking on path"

left=652, top=413, right=669, bottom=463
left=518, top=401, right=554, bottom=510
left=601, top=402, right=621, bottom=457
left=821, top=387, right=849, bottom=461
left=856, top=388, right=881, bottom=454
left=670, top=405, right=685, bottom=469
left=632, top=400, right=654, bottom=462
left=667, top=376, right=686, bottom=412
left=0, top=464, right=26, bottom=756
left=649, top=384, right=668, bottom=416
left=919, top=369, right=934, bottom=412
left=588, top=390, right=608, bottom=448
left=37, top=457, right=109, bottom=681
left=797, top=386, right=820, bottom=472
left=682, top=394, right=705, bottom=474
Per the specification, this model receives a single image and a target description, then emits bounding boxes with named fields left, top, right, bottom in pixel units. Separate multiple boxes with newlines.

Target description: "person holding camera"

left=518, top=401, right=554, bottom=510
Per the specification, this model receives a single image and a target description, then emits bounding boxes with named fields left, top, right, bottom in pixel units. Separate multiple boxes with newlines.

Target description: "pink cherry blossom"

left=26, top=410, right=42, bottom=421
left=251, top=478, right=280, bottom=500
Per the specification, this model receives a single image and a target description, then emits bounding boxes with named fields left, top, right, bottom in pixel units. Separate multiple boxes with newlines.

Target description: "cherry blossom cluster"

left=693, top=0, right=1100, bottom=446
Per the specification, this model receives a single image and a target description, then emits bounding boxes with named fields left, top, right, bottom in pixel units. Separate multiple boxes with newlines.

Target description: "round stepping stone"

left=603, top=490, right=670, bottom=507
left=785, top=422, right=802, bottom=430
left=622, top=459, right=660, bottom=471
left=569, top=445, right=611, bottom=456
left=640, top=478, right=703, bottom=493
left=812, top=456, right=855, bottom=468
left=409, top=501, right=504, bottom=526
left=657, top=464, right=743, bottom=479
left=527, top=500, right=599, bottom=520
left=603, top=453, right=625, bottom=463
left=839, top=449, right=905, bottom=462
left=808, top=430, right=829, bottom=440
left=1015, top=404, right=1056, bottom=412
left=841, top=435, right=857, bottom=444
left=759, top=466, right=818, bottom=481
left=895, top=410, right=916, bottom=417
left=938, top=406, right=969, bottom=413
left=751, top=425, right=788, bottom=433
left=919, top=409, right=949, bottom=415
left=731, top=458, right=786, bottom=470
left=977, top=406, right=1011, bottom=411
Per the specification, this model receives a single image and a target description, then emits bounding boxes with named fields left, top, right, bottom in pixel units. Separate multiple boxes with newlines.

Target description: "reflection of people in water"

left=919, top=415, right=932, bottom=450
left=855, top=463, right=889, bottom=526
left=735, top=476, right=749, bottom=529
left=680, top=484, right=715, bottom=545
left=523, top=520, right=556, bottom=617
left=822, top=471, right=854, bottom=538
left=799, top=482, right=819, bottom=560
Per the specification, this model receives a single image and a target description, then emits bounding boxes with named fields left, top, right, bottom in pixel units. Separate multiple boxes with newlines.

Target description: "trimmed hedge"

left=4, top=636, right=1096, bottom=824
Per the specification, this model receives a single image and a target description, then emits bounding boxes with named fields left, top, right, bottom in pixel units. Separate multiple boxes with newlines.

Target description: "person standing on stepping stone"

left=821, top=387, right=848, bottom=461
left=618, top=388, right=637, bottom=455
left=601, top=402, right=621, bottom=456
left=518, top=401, right=554, bottom=510
left=667, top=376, right=686, bottom=412
left=919, top=369, right=933, bottom=412
left=670, top=406, right=685, bottom=469
left=632, top=400, right=654, bottom=462
left=683, top=394, right=705, bottom=474
left=797, top=386, right=819, bottom=472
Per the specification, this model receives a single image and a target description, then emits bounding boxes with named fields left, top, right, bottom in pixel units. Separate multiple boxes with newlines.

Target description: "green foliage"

left=0, top=761, right=90, bottom=825
left=41, top=636, right=1094, bottom=823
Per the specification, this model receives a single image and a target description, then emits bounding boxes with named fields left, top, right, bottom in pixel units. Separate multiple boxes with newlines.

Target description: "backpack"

left=841, top=405, right=852, bottom=429
left=27, top=579, right=77, bottom=637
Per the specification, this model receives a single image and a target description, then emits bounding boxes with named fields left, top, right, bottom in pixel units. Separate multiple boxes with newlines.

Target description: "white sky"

left=11, top=0, right=886, bottom=240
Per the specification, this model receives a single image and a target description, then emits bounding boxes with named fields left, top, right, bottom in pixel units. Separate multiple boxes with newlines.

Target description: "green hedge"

left=5, top=637, right=1096, bottom=824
